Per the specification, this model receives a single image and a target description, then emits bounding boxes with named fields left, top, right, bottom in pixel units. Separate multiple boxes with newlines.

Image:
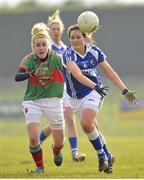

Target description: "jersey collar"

left=71, top=44, right=90, bottom=58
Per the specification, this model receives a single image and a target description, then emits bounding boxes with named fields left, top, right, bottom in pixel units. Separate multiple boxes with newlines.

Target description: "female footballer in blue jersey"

left=63, top=24, right=138, bottom=173
left=39, top=9, right=86, bottom=162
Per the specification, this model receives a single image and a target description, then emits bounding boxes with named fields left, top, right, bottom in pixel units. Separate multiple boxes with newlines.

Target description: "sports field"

left=0, top=81, right=144, bottom=178
left=0, top=120, right=144, bottom=178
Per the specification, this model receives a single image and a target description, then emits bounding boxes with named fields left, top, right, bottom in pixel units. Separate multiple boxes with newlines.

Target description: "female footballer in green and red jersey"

left=15, top=22, right=65, bottom=173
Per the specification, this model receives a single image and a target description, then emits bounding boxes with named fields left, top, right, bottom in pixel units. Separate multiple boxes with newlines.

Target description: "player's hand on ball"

left=122, top=89, right=138, bottom=105
left=94, top=85, right=109, bottom=98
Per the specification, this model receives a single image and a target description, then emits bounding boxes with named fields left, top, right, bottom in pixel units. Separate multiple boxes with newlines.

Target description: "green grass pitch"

left=0, top=119, right=144, bottom=178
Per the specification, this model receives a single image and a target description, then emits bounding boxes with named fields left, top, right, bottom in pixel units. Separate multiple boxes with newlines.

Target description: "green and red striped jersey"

left=19, top=50, right=64, bottom=100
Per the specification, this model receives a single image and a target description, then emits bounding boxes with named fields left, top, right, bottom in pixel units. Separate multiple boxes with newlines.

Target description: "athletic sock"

left=103, top=144, right=112, bottom=160
left=99, top=132, right=111, bottom=160
left=39, top=131, right=47, bottom=143
left=69, top=137, right=78, bottom=158
left=30, top=144, right=44, bottom=168
left=52, top=144, right=63, bottom=155
left=87, top=128, right=106, bottom=159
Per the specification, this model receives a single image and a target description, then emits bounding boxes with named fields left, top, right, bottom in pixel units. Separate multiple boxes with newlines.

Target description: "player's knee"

left=81, top=120, right=92, bottom=133
left=43, top=126, right=51, bottom=136
left=29, top=136, right=39, bottom=146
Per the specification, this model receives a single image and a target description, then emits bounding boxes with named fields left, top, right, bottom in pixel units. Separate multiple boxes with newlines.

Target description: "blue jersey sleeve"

left=63, top=47, right=76, bottom=65
left=92, top=45, right=107, bottom=63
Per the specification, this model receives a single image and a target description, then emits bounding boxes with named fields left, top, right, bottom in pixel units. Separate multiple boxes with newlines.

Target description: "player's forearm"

left=107, top=72, right=126, bottom=92
left=73, top=72, right=96, bottom=89
left=15, top=72, right=31, bottom=82
left=67, top=61, right=96, bottom=89
left=100, top=61, right=126, bottom=92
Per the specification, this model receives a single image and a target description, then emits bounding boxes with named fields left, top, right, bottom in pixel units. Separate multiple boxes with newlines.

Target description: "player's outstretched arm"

left=15, top=68, right=34, bottom=82
left=100, top=61, right=138, bottom=105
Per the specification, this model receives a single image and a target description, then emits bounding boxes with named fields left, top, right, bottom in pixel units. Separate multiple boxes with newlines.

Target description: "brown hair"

left=67, top=24, right=95, bottom=44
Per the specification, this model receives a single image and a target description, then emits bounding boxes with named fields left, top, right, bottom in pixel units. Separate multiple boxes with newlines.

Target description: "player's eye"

left=42, top=42, right=47, bottom=47
left=70, top=36, right=75, bottom=40
left=76, top=36, right=81, bottom=39
left=35, top=43, right=41, bottom=47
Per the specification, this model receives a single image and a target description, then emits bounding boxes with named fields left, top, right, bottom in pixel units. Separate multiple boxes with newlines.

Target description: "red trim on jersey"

left=19, top=65, right=29, bottom=71
left=29, top=76, right=40, bottom=84
left=28, top=70, right=64, bottom=86
left=53, top=70, right=64, bottom=84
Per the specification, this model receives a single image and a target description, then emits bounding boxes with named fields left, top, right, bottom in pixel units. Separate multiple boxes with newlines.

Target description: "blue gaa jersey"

left=51, top=40, right=67, bottom=82
left=63, top=44, right=107, bottom=99
left=51, top=40, right=67, bottom=55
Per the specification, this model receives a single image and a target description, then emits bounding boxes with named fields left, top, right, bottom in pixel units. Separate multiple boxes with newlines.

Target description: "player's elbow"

left=15, top=73, right=24, bottom=82
left=15, top=74, right=20, bottom=82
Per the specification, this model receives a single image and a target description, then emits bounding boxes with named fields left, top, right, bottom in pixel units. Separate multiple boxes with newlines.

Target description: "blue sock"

left=69, top=137, right=78, bottom=157
left=99, top=132, right=112, bottom=160
left=39, top=131, right=47, bottom=143
left=103, top=144, right=111, bottom=160
left=90, top=137, right=106, bottom=159
left=87, top=129, right=106, bottom=159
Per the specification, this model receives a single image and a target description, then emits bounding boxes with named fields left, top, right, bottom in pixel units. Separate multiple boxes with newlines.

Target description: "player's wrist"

left=122, top=88, right=129, bottom=95
left=29, top=69, right=35, bottom=77
left=29, top=72, right=33, bottom=77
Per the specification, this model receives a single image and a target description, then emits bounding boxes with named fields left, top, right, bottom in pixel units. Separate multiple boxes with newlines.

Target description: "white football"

left=77, top=11, right=99, bottom=33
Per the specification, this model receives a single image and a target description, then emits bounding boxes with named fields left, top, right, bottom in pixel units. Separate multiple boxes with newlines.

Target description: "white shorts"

left=63, top=84, right=72, bottom=108
left=69, top=90, right=104, bottom=119
left=22, top=98, right=64, bottom=130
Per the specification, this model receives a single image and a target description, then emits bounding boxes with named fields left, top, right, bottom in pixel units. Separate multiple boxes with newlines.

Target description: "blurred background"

left=0, top=0, right=144, bottom=136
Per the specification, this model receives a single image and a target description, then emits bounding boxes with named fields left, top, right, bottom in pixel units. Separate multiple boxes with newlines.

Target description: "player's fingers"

left=104, top=86, right=109, bottom=91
